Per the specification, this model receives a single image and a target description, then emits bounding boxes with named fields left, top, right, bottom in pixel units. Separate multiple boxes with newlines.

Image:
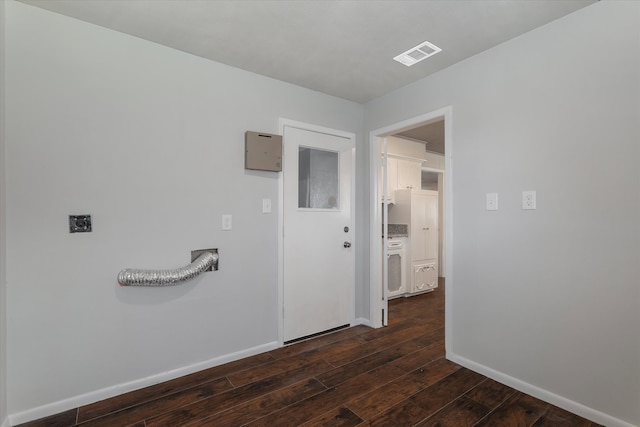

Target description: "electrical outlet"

left=522, top=191, right=536, bottom=210
left=486, top=193, right=498, bottom=211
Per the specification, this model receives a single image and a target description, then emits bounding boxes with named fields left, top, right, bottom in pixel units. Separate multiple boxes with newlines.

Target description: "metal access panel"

left=245, top=131, right=282, bottom=172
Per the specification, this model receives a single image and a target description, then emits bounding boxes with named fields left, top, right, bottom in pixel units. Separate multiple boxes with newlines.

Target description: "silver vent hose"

left=118, top=252, right=218, bottom=286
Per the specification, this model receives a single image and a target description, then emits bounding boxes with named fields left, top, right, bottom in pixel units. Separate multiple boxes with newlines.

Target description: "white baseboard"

left=1, top=416, right=10, bottom=427
left=9, top=341, right=279, bottom=426
left=352, top=317, right=371, bottom=327
left=448, top=352, right=636, bottom=427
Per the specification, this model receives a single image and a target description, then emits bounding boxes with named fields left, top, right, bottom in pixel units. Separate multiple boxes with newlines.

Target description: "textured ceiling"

left=19, top=0, right=596, bottom=103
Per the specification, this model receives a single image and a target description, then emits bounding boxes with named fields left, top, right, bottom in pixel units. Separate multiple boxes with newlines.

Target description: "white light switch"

left=522, top=191, right=536, bottom=210
left=262, top=198, right=272, bottom=214
left=222, top=214, right=232, bottom=230
left=486, top=193, right=498, bottom=211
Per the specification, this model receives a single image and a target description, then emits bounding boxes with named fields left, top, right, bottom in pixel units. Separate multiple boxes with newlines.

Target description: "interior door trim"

left=368, top=106, right=453, bottom=343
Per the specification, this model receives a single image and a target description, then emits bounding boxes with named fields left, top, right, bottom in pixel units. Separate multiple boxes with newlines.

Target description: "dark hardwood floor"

left=18, top=280, right=601, bottom=426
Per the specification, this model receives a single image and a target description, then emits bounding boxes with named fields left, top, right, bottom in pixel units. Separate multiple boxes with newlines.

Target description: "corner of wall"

left=0, top=0, right=8, bottom=425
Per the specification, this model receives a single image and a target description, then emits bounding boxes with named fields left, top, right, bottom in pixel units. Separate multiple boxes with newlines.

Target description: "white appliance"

left=387, top=237, right=407, bottom=298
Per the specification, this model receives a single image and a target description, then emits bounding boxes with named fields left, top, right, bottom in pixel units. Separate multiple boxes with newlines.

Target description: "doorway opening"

left=369, top=107, right=452, bottom=349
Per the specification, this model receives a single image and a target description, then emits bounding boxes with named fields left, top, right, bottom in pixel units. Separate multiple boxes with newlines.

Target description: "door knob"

left=343, top=241, right=352, bottom=248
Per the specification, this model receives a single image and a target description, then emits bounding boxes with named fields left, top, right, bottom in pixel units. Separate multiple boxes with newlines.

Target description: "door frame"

left=278, top=118, right=356, bottom=346
left=368, top=106, right=453, bottom=352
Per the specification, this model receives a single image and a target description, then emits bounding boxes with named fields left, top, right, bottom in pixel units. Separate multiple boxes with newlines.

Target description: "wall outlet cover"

left=522, top=191, right=537, bottom=210
left=486, top=193, right=498, bottom=211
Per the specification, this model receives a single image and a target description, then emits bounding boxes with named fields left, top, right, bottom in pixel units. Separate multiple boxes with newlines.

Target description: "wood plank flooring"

left=17, top=280, right=602, bottom=427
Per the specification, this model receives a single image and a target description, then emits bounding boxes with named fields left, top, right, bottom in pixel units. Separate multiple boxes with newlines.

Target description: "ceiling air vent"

left=393, top=40, right=441, bottom=67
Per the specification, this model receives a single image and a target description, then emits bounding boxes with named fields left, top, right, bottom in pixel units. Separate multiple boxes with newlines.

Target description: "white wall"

left=5, top=1, right=363, bottom=421
left=6, top=1, right=639, bottom=425
left=0, top=1, right=9, bottom=426
left=366, top=2, right=639, bottom=426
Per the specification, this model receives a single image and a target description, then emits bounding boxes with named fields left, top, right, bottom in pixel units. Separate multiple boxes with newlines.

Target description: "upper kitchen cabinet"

left=396, top=158, right=422, bottom=190
left=423, top=151, right=445, bottom=171
left=380, top=156, right=421, bottom=203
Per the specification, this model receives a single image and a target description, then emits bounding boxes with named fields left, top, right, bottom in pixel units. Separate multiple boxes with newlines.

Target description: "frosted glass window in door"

left=298, top=147, right=340, bottom=209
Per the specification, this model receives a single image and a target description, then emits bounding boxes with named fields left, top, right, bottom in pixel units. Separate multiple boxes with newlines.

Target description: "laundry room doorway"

left=369, top=107, right=452, bottom=338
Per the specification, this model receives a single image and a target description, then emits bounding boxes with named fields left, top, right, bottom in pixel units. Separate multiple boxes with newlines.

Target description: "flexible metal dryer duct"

left=118, top=251, right=218, bottom=286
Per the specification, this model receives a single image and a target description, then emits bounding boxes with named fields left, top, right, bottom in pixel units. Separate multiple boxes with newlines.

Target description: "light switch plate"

left=222, top=214, right=232, bottom=230
left=262, top=198, right=272, bottom=214
left=522, top=191, right=536, bottom=210
left=486, top=193, right=498, bottom=211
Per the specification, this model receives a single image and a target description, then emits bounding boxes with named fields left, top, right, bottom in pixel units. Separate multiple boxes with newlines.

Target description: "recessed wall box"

left=245, top=131, right=282, bottom=172
left=69, top=215, right=92, bottom=233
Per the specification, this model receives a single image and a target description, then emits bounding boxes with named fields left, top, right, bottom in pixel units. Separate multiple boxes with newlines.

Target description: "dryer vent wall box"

left=245, top=131, right=282, bottom=172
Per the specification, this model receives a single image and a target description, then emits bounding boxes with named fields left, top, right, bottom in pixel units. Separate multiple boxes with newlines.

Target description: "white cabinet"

left=381, top=156, right=422, bottom=204
left=410, top=191, right=439, bottom=262
left=424, top=152, right=445, bottom=170
left=389, top=189, right=439, bottom=294
left=413, top=262, right=438, bottom=292
left=387, top=238, right=407, bottom=299
left=396, top=159, right=422, bottom=190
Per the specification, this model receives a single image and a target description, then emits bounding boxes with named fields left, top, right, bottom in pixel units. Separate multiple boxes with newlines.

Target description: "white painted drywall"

left=5, top=1, right=363, bottom=420
left=366, top=2, right=639, bottom=426
left=0, top=1, right=8, bottom=425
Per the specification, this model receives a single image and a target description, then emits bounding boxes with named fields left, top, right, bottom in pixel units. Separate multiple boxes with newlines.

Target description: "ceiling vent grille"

left=393, top=40, right=441, bottom=66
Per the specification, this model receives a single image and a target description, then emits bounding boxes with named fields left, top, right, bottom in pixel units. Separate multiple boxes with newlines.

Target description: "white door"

left=283, top=125, right=354, bottom=343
